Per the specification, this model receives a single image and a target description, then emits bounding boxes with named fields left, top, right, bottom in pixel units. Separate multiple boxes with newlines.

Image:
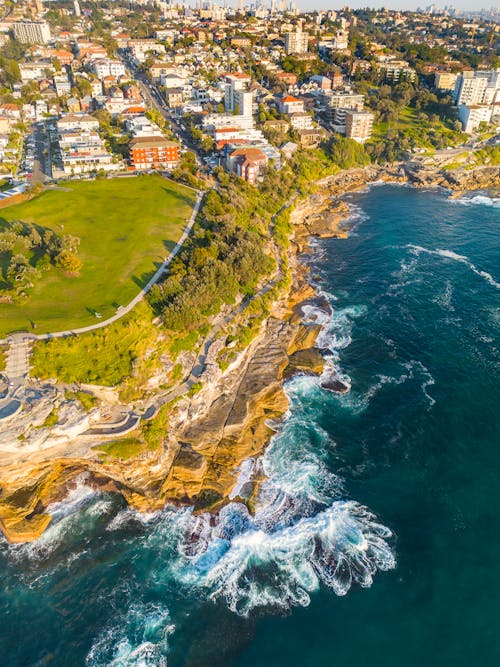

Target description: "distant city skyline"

left=216, top=0, right=497, bottom=13
left=293, top=1, right=494, bottom=10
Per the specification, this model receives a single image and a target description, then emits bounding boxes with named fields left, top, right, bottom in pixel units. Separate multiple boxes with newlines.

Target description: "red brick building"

left=227, top=147, right=268, bottom=185
left=129, top=136, right=180, bottom=170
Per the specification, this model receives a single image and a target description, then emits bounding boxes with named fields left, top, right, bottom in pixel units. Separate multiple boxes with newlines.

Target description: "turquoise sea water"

left=1, top=185, right=499, bottom=666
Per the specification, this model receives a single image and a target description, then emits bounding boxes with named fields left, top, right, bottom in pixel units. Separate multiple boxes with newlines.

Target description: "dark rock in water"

left=321, top=376, right=350, bottom=394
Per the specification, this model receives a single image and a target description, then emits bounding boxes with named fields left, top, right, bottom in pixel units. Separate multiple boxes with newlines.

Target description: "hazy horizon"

left=217, top=1, right=496, bottom=13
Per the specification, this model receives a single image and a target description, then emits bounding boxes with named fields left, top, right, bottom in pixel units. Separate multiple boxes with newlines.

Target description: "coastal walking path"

left=144, top=192, right=299, bottom=410
left=0, top=192, right=203, bottom=347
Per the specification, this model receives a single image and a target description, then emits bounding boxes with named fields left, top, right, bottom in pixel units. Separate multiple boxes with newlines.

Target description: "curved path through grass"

left=0, top=177, right=201, bottom=342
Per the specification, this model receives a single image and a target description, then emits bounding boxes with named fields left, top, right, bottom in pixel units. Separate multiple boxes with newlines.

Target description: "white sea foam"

left=229, top=458, right=257, bottom=500
left=402, top=360, right=436, bottom=407
left=196, top=502, right=395, bottom=616
left=408, top=245, right=500, bottom=289
left=86, top=601, right=173, bottom=667
left=433, top=279, right=455, bottom=312
left=9, top=477, right=109, bottom=562
left=46, top=475, right=97, bottom=521
left=106, top=507, right=162, bottom=532
left=451, top=194, right=500, bottom=208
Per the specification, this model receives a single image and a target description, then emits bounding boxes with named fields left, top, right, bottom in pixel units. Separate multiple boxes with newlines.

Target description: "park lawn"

left=371, top=106, right=461, bottom=151
left=0, top=174, right=196, bottom=337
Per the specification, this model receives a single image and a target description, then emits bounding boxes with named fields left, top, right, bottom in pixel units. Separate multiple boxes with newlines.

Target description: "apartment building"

left=224, top=74, right=252, bottom=116
left=56, top=114, right=114, bottom=175
left=326, top=92, right=365, bottom=111
left=91, top=59, right=126, bottom=80
left=379, top=59, right=417, bottom=82
left=227, top=147, right=268, bottom=185
left=129, top=136, right=180, bottom=170
left=13, top=20, right=51, bottom=45
left=454, top=70, right=500, bottom=106
left=345, top=110, right=374, bottom=143
left=332, top=30, right=349, bottom=50
left=57, top=113, right=99, bottom=133
left=289, top=112, right=313, bottom=130
left=434, top=71, right=458, bottom=91
left=279, top=95, right=305, bottom=114
left=19, top=61, right=55, bottom=83
left=458, top=104, right=493, bottom=133
left=284, top=26, right=309, bottom=55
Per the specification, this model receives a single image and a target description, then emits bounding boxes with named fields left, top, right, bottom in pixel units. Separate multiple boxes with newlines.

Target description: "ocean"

left=1, top=185, right=499, bottom=667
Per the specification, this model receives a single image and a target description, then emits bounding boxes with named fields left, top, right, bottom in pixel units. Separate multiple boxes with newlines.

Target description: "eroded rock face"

left=163, top=317, right=292, bottom=504
left=2, top=161, right=497, bottom=543
left=285, top=348, right=325, bottom=377
left=0, top=315, right=308, bottom=542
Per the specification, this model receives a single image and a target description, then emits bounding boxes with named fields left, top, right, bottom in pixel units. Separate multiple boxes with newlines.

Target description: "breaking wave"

left=451, top=194, right=500, bottom=208
left=196, top=502, right=394, bottom=616
left=86, top=601, right=174, bottom=667
left=301, top=295, right=367, bottom=391
left=171, top=365, right=395, bottom=617
left=408, top=245, right=500, bottom=289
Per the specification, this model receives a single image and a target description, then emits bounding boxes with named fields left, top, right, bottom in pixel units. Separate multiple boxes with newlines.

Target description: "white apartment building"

left=56, top=116, right=114, bottom=175
left=326, top=92, right=365, bottom=111
left=224, top=74, right=252, bottom=112
left=285, top=26, right=308, bottom=55
left=13, top=20, right=51, bottom=45
left=454, top=69, right=500, bottom=106
left=345, top=110, right=374, bottom=143
left=127, top=39, right=165, bottom=63
left=458, top=105, right=493, bottom=133
left=379, top=59, right=417, bottom=82
left=279, top=95, right=305, bottom=114
left=57, top=113, right=99, bottom=133
left=125, top=115, right=163, bottom=137
left=19, top=61, right=53, bottom=82
left=54, top=75, right=71, bottom=96
left=332, top=30, right=349, bottom=50
left=203, top=113, right=255, bottom=133
left=91, top=59, right=126, bottom=79
left=290, top=112, right=314, bottom=130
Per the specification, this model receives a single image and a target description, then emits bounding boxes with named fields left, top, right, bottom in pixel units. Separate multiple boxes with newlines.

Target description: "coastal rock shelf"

left=1, top=161, right=498, bottom=544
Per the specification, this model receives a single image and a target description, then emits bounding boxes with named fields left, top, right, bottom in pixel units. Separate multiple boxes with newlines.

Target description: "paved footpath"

left=0, top=191, right=203, bottom=347
left=4, top=335, right=31, bottom=385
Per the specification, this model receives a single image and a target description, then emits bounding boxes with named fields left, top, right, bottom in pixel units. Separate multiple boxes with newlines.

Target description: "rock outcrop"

left=1, top=158, right=498, bottom=543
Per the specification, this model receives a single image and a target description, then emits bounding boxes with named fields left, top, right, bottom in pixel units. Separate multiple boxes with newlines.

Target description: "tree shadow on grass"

left=162, top=239, right=176, bottom=253
left=132, top=261, right=164, bottom=289
left=161, top=186, right=196, bottom=209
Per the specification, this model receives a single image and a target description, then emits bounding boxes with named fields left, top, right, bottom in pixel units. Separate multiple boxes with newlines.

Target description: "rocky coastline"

left=0, top=159, right=498, bottom=543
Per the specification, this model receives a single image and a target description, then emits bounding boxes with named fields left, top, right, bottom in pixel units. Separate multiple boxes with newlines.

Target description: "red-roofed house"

left=278, top=95, right=305, bottom=114
left=276, top=72, right=297, bottom=86
left=227, top=147, right=268, bottom=185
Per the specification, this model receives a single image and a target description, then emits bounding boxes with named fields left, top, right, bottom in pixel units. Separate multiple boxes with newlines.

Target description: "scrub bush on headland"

left=0, top=220, right=81, bottom=303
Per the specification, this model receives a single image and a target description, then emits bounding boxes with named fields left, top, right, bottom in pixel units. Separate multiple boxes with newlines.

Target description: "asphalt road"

left=31, top=122, right=52, bottom=183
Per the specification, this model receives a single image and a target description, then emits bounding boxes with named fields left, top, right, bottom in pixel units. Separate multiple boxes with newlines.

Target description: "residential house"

left=227, top=146, right=268, bottom=184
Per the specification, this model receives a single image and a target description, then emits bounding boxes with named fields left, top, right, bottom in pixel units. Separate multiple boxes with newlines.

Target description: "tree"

left=55, top=250, right=82, bottom=275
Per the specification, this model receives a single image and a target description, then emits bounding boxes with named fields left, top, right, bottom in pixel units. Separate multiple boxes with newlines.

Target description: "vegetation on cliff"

left=31, top=302, right=163, bottom=390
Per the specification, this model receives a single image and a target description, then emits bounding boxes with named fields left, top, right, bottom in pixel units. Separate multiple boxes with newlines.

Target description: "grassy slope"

left=0, top=175, right=195, bottom=336
left=372, top=106, right=461, bottom=150
left=31, top=301, right=162, bottom=387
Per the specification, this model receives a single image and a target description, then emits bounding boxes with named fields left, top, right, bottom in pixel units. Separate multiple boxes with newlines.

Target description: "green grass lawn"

left=0, top=175, right=196, bottom=337
left=372, top=106, right=462, bottom=151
